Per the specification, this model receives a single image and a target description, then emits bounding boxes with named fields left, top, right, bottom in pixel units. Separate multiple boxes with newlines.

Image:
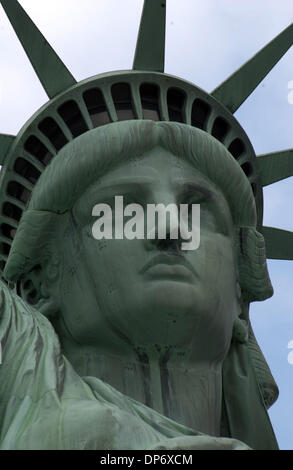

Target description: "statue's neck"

left=59, top=339, right=223, bottom=437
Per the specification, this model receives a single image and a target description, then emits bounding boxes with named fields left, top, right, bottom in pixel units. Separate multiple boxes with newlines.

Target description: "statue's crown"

left=0, top=0, right=293, bottom=275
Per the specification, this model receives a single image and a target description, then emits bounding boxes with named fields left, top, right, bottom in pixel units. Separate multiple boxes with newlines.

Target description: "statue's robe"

left=0, top=280, right=278, bottom=450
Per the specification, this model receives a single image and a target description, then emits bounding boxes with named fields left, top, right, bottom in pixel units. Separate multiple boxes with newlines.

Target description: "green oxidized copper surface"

left=0, top=122, right=277, bottom=449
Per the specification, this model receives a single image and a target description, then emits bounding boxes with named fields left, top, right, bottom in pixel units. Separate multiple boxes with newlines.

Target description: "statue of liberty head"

left=1, top=0, right=292, bottom=450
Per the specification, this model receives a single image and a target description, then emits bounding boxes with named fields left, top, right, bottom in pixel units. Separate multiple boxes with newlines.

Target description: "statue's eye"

left=180, top=184, right=212, bottom=205
left=182, top=195, right=218, bottom=233
left=183, top=192, right=210, bottom=208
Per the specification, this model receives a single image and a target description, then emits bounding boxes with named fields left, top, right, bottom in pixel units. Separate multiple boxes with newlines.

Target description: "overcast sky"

left=1, top=0, right=293, bottom=450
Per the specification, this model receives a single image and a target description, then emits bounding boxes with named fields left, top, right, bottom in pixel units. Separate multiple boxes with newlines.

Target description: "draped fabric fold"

left=222, top=339, right=279, bottom=450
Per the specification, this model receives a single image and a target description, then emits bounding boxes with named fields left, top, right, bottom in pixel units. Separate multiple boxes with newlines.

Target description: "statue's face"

left=55, top=146, right=238, bottom=363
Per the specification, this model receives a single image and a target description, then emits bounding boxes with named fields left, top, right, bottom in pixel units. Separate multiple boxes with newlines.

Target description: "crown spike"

left=256, top=149, right=293, bottom=186
left=212, top=23, right=293, bottom=113
left=0, top=134, right=15, bottom=165
left=262, top=226, right=293, bottom=260
left=1, top=0, right=76, bottom=98
left=133, top=0, right=166, bottom=72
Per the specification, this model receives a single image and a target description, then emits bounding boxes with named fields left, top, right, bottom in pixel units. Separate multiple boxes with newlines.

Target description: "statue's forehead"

left=93, top=146, right=217, bottom=190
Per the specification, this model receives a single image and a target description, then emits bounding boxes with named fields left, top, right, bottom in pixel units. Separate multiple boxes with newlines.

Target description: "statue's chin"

left=112, top=280, right=204, bottom=349
left=105, top=278, right=233, bottom=360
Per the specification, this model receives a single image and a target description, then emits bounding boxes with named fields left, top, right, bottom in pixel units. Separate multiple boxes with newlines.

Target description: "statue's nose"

left=144, top=204, right=184, bottom=253
left=151, top=232, right=183, bottom=253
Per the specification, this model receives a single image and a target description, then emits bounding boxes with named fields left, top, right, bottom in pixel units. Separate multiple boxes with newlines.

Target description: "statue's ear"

left=18, top=261, right=60, bottom=319
left=237, top=227, right=273, bottom=302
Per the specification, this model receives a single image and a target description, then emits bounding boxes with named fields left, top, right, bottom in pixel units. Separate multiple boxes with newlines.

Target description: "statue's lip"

left=140, top=253, right=197, bottom=278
